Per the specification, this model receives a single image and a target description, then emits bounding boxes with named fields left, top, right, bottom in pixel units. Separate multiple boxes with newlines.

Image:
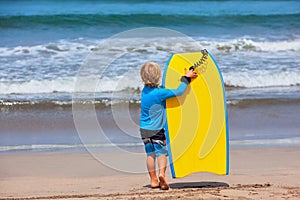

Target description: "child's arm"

left=159, top=69, right=197, bottom=101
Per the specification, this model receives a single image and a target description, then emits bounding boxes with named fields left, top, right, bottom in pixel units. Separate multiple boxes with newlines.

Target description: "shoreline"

left=1, top=86, right=300, bottom=107
left=1, top=141, right=300, bottom=155
left=0, top=95, right=299, bottom=154
left=1, top=147, right=300, bottom=199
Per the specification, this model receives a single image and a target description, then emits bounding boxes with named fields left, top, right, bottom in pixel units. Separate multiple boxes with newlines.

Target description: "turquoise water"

left=1, top=0, right=299, bottom=45
left=0, top=0, right=299, bottom=94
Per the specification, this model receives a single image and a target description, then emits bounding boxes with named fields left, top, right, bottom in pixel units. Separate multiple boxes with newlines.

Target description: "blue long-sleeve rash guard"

left=140, top=81, right=189, bottom=132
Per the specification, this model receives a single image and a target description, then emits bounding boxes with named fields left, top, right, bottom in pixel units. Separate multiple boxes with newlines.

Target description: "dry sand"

left=1, top=147, right=300, bottom=199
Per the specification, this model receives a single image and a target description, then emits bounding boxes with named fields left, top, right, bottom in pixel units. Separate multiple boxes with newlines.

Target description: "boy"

left=140, top=62, right=197, bottom=190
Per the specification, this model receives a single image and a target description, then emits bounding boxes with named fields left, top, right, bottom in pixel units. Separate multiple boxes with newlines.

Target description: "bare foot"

left=150, top=179, right=160, bottom=189
left=158, top=174, right=169, bottom=190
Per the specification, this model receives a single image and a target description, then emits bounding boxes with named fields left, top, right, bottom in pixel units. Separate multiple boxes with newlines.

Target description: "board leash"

left=189, top=49, right=209, bottom=73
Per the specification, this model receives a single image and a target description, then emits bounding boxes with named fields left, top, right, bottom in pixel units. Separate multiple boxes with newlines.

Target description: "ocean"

left=0, top=0, right=300, bottom=153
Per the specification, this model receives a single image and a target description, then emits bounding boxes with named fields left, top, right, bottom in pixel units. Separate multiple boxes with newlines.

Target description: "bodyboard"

left=162, top=51, right=229, bottom=178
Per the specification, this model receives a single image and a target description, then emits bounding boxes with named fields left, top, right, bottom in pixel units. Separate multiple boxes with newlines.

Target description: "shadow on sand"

left=170, top=181, right=229, bottom=189
left=144, top=181, right=229, bottom=189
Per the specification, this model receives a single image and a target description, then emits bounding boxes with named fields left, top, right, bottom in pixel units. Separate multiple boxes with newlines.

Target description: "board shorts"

left=144, top=142, right=168, bottom=157
left=141, top=128, right=168, bottom=157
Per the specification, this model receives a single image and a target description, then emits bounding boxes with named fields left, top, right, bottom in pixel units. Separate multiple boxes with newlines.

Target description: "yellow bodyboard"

left=163, top=51, right=229, bottom=178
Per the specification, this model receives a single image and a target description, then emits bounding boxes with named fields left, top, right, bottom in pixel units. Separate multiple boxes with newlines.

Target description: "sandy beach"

left=1, top=95, right=299, bottom=200
left=1, top=1, right=300, bottom=199
left=1, top=147, right=300, bottom=199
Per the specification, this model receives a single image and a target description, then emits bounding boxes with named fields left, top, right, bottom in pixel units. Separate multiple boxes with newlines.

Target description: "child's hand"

left=184, top=68, right=198, bottom=78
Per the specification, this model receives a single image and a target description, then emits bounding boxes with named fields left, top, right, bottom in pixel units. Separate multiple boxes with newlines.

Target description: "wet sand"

left=1, top=98, right=300, bottom=150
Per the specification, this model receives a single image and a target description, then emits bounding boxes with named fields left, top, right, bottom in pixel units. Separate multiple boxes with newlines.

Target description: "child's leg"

left=157, top=155, right=169, bottom=190
left=147, top=154, right=159, bottom=188
left=157, top=155, right=167, bottom=177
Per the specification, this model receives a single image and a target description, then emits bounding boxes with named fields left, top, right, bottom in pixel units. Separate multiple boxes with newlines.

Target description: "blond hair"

left=140, top=62, right=161, bottom=87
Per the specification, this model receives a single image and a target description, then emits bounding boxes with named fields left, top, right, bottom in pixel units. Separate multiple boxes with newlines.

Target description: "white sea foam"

left=0, top=78, right=76, bottom=94
left=1, top=137, right=300, bottom=153
left=0, top=143, right=143, bottom=153
left=231, top=137, right=300, bottom=147
left=212, top=38, right=300, bottom=52
left=1, top=37, right=300, bottom=94
left=0, top=69, right=299, bottom=95
left=1, top=37, right=299, bottom=58
left=0, top=76, right=143, bottom=94
left=224, top=70, right=300, bottom=88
